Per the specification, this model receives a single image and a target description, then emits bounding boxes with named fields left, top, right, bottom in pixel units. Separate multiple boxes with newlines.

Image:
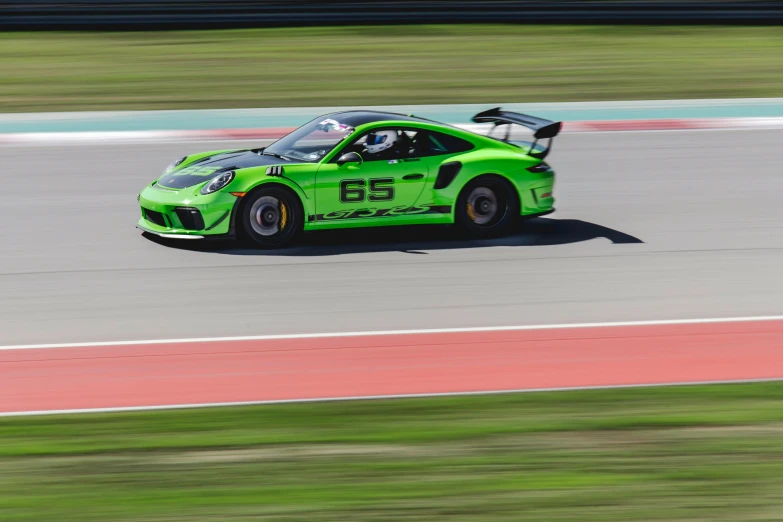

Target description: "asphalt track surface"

left=3, top=129, right=783, bottom=346
left=3, top=128, right=783, bottom=414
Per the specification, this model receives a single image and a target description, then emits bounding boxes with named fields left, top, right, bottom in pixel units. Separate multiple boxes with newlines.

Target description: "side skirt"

left=520, top=209, right=555, bottom=220
left=306, top=213, right=453, bottom=231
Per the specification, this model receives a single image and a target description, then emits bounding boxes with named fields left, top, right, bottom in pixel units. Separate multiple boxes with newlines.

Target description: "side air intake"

left=434, top=162, right=462, bottom=190
left=175, top=207, right=205, bottom=230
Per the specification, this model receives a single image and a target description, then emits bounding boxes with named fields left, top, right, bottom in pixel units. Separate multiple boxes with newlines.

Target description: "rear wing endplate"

left=472, top=107, right=562, bottom=159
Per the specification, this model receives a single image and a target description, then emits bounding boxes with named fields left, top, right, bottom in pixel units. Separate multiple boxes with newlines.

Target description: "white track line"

left=2, top=377, right=781, bottom=418
left=3, top=314, right=783, bottom=352
left=3, top=119, right=783, bottom=147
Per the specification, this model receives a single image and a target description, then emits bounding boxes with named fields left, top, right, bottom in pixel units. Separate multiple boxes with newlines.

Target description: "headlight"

left=163, top=157, right=187, bottom=174
left=200, top=170, right=235, bottom=195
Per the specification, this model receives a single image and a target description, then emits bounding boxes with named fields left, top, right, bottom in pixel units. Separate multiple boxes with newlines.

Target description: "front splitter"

left=136, top=224, right=205, bottom=239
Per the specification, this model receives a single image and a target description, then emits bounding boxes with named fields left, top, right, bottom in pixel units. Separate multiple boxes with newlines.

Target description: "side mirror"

left=337, top=152, right=362, bottom=167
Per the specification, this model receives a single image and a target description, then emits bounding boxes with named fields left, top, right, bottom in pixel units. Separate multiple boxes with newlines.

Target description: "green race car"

left=137, top=108, right=561, bottom=247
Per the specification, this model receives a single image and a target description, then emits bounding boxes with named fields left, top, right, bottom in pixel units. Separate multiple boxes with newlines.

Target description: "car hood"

left=157, top=150, right=295, bottom=189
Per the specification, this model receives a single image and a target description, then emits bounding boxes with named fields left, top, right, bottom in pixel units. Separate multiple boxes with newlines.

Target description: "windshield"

left=264, top=117, right=355, bottom=163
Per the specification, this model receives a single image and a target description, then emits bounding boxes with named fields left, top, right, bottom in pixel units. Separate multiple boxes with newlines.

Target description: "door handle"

left=402, top=173, right=424, bottom=180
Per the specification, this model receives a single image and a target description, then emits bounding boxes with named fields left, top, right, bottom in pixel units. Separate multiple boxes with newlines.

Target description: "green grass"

left=2, top=383, right=783, bottom=520
left=1, top=25, right=782, bottom=113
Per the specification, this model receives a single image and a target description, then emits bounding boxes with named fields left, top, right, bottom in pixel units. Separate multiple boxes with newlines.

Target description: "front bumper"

left=137, top=183, right=240, bottom=239
left=135, top=223, right=207, bottom=239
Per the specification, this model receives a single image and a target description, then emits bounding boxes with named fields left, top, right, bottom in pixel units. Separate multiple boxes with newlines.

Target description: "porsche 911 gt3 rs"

left=137, top=107, right=561, bottom=247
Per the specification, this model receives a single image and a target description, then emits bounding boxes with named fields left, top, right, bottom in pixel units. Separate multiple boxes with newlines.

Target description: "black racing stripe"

left=428, top=205, right=452, bottom=214
left=314, top=204, right=451, bottom=221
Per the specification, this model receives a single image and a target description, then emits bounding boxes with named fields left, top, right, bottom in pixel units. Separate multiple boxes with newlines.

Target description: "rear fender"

left=422, top=153, right=538, bottom=217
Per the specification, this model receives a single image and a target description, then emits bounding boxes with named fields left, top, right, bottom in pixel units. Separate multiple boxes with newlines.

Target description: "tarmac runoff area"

left=1, top=115, right=783, bottom=414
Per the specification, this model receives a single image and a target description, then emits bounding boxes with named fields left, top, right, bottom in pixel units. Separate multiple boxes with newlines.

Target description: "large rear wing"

left=472, top=107, right=562, bottom=159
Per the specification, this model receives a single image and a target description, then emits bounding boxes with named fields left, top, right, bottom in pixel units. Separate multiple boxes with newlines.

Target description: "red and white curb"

left=2, top=117, right=783, bottom=145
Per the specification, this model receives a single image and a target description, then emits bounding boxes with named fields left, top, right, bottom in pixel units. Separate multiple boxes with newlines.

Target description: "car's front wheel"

left=455, top=176, right=519, bottom=238
left=240, top=185, right=303, bottom=248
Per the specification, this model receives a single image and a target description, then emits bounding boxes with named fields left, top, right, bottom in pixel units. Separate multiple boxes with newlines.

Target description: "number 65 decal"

left=340, top=178, right=395, bottom=203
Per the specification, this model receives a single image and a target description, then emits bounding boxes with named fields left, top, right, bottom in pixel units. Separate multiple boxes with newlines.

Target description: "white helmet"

left=365, top=130, right=397, bottom=154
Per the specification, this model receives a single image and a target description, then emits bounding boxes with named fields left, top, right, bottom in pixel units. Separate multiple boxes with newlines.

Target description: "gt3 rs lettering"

left=386, top=205, right=419, bottom=217
left=321, top=209, right=354, bottom=220
left=392, top=205, right=431, bottom=215
left=315, top=204, right=450, bottom=221
left=349, top=208, right=379, bottom=219
left=339, top=177, right=395, bottom=203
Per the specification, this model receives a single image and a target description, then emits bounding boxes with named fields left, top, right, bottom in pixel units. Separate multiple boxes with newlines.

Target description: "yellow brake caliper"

left=280, top=201, right=288, bottom=230
left=466, top=202, right=476, bottom=222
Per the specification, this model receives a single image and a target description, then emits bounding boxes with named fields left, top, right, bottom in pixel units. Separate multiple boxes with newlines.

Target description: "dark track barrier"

left=1, top=0, right=782, bottom=30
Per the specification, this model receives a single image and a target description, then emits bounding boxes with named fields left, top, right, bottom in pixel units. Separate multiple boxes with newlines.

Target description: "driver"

left=363, top=130, right=398, bottom=160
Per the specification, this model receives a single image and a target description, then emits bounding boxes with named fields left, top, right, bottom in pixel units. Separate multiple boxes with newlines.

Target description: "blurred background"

left=2, top=1, right=783, bottom=521
left=1, top=0, right=782, bottom=111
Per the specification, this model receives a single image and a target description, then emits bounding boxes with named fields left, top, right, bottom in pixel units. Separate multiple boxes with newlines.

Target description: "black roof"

left=330, top=110, right=436, bottom=127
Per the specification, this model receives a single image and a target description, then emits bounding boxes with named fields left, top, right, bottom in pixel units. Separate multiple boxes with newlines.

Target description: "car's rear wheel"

left=240, top=185, right=303, bottom=248
left=455, top=176, right=519, bottom=238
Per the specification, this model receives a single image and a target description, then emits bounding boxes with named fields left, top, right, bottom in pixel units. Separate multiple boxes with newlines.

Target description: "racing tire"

left=455, top=175, right=519, bottom=238
left=240, top=185, right=304, bottom=248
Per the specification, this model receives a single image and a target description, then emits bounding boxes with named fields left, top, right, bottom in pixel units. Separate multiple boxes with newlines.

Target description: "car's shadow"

left=141, top=217, right=643, bottom=256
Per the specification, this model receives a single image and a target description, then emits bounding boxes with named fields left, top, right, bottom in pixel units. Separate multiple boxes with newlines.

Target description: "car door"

left=314, top=127, right=429, bottom=222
